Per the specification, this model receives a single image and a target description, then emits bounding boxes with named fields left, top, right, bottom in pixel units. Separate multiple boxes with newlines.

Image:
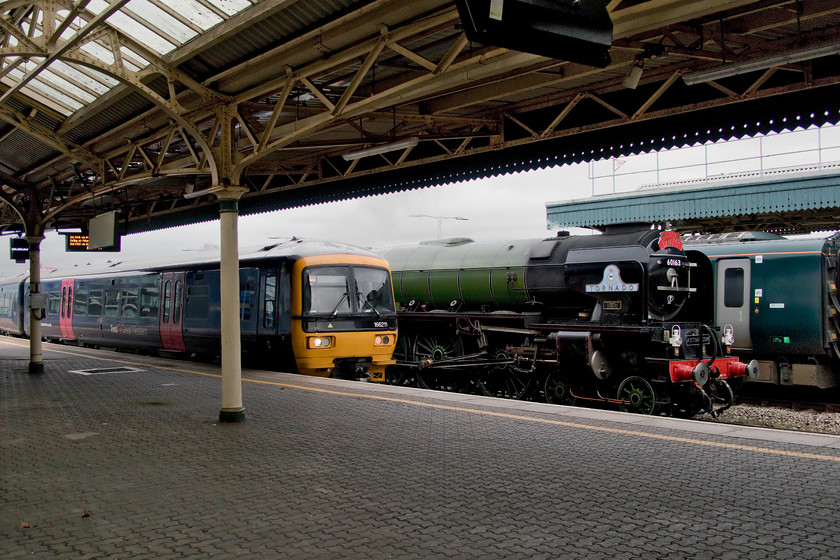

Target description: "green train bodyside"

left=686, top=232, right=840, bottom=388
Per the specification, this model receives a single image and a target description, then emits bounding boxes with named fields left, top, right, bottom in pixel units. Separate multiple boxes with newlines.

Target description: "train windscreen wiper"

left=331, top=292, right=349, bottom=317
left=358, top=291, right=381, bottom=317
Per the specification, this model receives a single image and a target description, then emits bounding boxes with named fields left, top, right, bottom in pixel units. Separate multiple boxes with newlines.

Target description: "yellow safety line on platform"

left=4, top=337, right=840, bottom=463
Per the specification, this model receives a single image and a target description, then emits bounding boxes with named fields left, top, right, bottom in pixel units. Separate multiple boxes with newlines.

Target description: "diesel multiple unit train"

left=0, top=239, right=398, bottom=379
left=380, top=225, right=758, bottom=417
left=685, top=231, right=840, bottom=390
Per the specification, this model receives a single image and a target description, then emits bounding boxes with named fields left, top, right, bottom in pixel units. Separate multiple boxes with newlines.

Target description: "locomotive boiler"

left=380, top=224, right=758, bottom=416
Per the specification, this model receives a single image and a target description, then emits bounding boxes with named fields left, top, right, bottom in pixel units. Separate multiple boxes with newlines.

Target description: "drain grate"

left=69, top=366, right=144, bottom=376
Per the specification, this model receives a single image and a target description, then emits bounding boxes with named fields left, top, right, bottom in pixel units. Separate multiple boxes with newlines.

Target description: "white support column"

left=212, top=186, right=248, bottom=423
left=27, top=235, right=44, bottom=373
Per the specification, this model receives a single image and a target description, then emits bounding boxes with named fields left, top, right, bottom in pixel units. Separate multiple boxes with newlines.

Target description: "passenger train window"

left=67, top=286, right=73, bottom=317
left=263, top=272, right=277, bottom=329
left=173, top=281, right=183, bottom=324
left=48, top=292, right=60, bottom=315
left=240, top=282, right=255, bottom=321
left=88, top=290, right=103, bottom=316
left=122, top=288, right=139, bottom=317
left=61, top=287, right=66, bottom=318
left=163, top=281, right=171, bottom=322
left=74, top=290, right=88, bottom=315
left=186, top=285, right=209, bottom=319
left=104, top=289, right=120, bottom=317
left=140, top=286, right=159, bottom=318
left=724, top=268, right=745, bottom=308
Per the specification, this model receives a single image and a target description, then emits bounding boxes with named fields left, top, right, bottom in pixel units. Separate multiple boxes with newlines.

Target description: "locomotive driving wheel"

left=476, top=350, right=532, bottom=400
left=544, top=371, right=576, bottom=406
left=617, top=374, right=657, bottom=415
left=413, top=334, right=466, bottom=392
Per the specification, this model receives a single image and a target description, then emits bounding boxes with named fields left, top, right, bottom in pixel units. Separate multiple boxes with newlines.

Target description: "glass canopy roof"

left=1, top=0, right=256, bottom=116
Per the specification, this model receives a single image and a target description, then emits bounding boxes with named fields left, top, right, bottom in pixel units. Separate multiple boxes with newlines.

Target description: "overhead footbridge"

left=546, top=165, right=840, bottom=234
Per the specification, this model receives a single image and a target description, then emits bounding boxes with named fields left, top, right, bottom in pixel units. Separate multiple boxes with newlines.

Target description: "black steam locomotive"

left=380, top=224, right=758, bottom=417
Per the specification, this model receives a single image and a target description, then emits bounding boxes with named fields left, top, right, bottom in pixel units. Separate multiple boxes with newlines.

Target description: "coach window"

left=60, top=287, right=66, bottom=318
left=48, top=291, right=60, bottom=315
left=185, top=284, right=208, bottom=319
left=104, top=288, right=120, bottom=317
left=122, top=287, right=139, bottom=317
left=88, top=290, right=103, bottom=316
left=74, top=289, right=88, bottom=315
left=67, top=286, right=73, bottom=317
left=263, top=272, right=277, bottom=329
left=162, top=281, right=171, bottom=322
left=240, top=281, right=255, bottom=321
left=173, top=281, right=183, bottom=324
left=724, top=268, right=745, bottom=308
left=140, top=286, right=160, bottom=318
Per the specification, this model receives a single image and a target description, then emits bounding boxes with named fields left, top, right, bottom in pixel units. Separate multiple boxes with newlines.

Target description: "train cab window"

left=354, top=267, right=396, bottom=314
left=140, top=286, right=160, bottom=318
left=724, top=268, right=745, bottom=308
left=303, top=267, right=350, bottom=315
left=162, top=281, right=171, bottom=322
left=88, top=290, right=103, bottom=316
left=74, top=289, right=88, bottom=315
left=263, top=272, right=277, bottom=329
left=104, top=289, right=120, bottom=317
left=173, top=281, right=183, bottom=324
left=48, top=291, right=60, bottom=315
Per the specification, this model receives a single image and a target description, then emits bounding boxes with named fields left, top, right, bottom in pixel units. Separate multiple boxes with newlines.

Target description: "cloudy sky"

left=1, top=124, right=837, bottom=277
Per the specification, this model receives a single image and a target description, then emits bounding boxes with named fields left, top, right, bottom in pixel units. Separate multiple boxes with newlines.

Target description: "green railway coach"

left=686, top=231, right=840, bottom=389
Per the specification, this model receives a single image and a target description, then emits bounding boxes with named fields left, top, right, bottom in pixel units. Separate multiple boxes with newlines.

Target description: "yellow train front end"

left=290, top=253, right=397, bottom=381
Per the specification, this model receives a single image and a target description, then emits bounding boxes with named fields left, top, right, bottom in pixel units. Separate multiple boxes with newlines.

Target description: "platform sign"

left=10, top=238, right=28, bottom=262
left=63, top=233, right=121, bottom=252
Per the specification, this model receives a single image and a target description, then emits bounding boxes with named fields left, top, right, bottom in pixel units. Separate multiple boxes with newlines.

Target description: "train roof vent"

left=420, top=237, right=474, bottom=247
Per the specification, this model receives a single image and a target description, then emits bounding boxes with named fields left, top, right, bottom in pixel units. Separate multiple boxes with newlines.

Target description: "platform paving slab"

left=2, top=337, right=840, bottom=559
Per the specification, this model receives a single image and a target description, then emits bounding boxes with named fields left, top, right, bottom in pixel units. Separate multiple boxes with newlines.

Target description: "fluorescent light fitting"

left=342, top=137, right=419, bottom=161
left=183, top=188, right=212, bottom=199
left=683, top=41, right=840, bottom=85
left=622, top=61, right=644, bottom=90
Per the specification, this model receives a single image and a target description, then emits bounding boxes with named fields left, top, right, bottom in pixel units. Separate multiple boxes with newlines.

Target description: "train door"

left=716, top=258, right=752, bottom=348
left=160, top=272, right=186, bottom=351
left=258, top=264, right=291, bottom=337
left=59, top=278, right=76, bottom=340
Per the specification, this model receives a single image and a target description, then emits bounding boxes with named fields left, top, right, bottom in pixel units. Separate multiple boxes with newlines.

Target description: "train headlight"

left=374, top=335, right=391, bottom=346
left=307, top=336, right=334, bottom=349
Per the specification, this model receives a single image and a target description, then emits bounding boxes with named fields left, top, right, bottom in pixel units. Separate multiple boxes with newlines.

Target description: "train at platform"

left=380, top=224, right=758, bottom=417
left=0, top=239, right=397, bottom=380
left=684, top=231, right=840, bottom=390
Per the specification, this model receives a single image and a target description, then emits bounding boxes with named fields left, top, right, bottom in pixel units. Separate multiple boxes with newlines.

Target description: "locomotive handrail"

left=655, top=286, right=696, bottom=292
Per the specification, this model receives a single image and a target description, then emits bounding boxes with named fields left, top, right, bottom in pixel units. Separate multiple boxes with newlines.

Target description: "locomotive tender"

left=0, top=239, right=398, bottom=380
left=686, top=231, right=840, bottom=390
left=380, top=224, right=757, bottom=416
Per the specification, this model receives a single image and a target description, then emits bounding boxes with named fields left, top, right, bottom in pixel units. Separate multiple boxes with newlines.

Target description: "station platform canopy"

left=546, top=165, right=840, bottom=234
left=0, top=1, right=839, bottom=237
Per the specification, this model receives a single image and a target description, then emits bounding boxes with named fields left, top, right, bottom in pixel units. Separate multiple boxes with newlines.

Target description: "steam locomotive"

left=0, top=239, right=398, bottom=379
left=380, top=224, right=758, bottom=416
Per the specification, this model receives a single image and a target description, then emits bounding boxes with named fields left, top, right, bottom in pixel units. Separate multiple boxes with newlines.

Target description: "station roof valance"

left=546, top=166, right=840, bottom=234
